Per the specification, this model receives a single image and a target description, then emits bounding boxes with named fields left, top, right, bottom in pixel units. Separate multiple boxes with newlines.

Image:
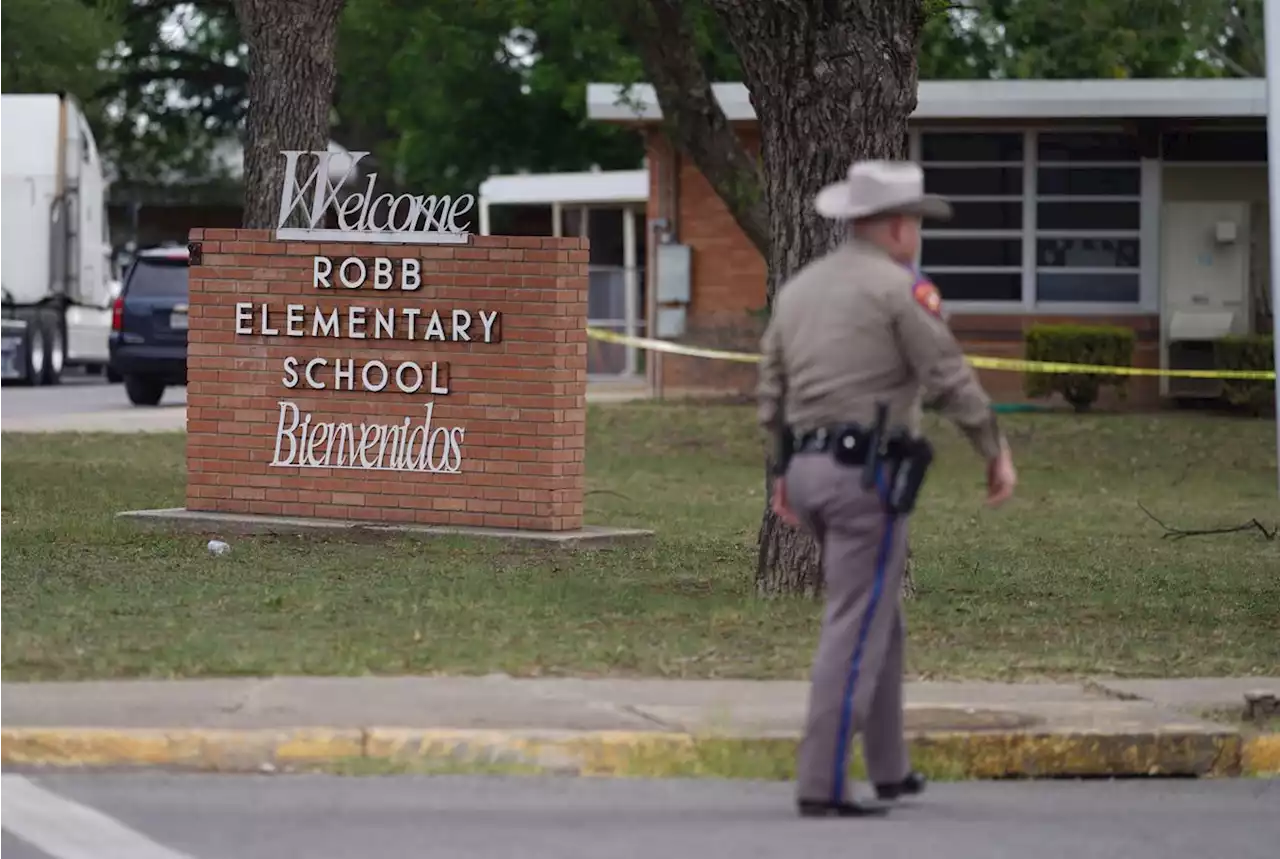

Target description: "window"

left=946, top=201, right=1022, bottom=230
left=925, top=167, right=1022, bottom=196
left=1033, top=131, right=1141, bottom=304
left=922, top=239, right=1021, bottom=268
left=928, top=272, right=1023, bottom=302
left=125, top=258, right=189, bottom=298
left=921, top=132, right=1023, bottom=162
left=1037, top=272, right=1139, bottom=303
left=1036, top=132, right=1141, bottom=162
left=1037, top=201, right=1141, bottom=231
left=1037, top=167, right=1140, bottom=196
left=916, top=128, right=1147, bottom=308
left=1036, top=238, right=1139, bottom=269
left=919, top=132, right=1024, bottom=303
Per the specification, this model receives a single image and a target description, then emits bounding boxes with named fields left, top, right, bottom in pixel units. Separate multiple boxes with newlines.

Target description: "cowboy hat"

left=814, top=160, right=952, bottom=221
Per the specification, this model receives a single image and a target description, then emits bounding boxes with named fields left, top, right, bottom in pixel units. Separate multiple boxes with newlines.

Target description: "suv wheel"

left=124, top=375, right=165, bottom=406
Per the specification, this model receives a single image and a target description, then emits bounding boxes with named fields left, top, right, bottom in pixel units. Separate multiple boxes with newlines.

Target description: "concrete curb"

left=4, top=727, right=1271, bottom=779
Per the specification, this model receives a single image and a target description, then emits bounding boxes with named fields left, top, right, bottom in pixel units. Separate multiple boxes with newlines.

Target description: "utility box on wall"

left=655, top=243, right=691, bottom=338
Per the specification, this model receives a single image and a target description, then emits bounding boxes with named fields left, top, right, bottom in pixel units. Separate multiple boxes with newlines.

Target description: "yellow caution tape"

left=586, top=327, right=1277, bottom=381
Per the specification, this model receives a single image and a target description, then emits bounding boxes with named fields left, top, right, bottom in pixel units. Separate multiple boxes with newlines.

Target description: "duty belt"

left=795, top=424, right=873, bottom=463
left=791, top=411, right=936, bottom=516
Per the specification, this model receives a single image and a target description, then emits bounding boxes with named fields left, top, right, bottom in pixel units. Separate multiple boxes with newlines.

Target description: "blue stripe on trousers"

left=830, top=473, right=898, bottom=804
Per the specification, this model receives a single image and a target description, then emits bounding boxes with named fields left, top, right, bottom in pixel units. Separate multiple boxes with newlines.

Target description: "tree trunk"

left=710, top=0, right=926, bottom=597
left=234, top=0, right=346, bottom=228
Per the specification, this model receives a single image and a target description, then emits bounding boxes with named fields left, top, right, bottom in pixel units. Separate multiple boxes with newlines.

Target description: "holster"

left=822, top=422, right=934, bottom=516
left=882, top=432, right=935, bottom=515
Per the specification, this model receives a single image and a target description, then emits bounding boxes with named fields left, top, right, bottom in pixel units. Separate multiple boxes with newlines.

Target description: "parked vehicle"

left=1, top=93, right=115, bottom=385
left=108, top=246, right=189, bottom=406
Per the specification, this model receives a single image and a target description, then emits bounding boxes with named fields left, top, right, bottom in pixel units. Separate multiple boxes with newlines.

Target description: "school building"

left=480, top=78, right=1274, bottom=407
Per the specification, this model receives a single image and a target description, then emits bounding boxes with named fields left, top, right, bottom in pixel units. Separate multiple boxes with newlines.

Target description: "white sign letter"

left=313, top=256, right=333, bottom=288
left=373, top=257, right=393, bottom=290
left=361, top=361, right=389, bottom=392
left=339, top=257, right=366, bottom=289
left=395, top=361, right=424, bottom=394
left=271, top=401, right=301, bottom=465
left=480, top=310, right=500, bottom=343
left=282, top=356, right=299, bottom=388
left=401, top=258, right=421, bottom=291
left=305, top=357, right=327, bottom=389
left=451, top=310, right=472, bottom=341
left=286, top=304, right=305, bottom=337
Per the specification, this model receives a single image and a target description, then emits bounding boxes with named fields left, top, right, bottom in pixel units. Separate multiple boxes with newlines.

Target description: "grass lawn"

left=2, top=403, right=1278, bottom=682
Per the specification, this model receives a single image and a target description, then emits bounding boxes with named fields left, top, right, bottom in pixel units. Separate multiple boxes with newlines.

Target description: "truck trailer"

left=2, top=93, right=116, bottom=385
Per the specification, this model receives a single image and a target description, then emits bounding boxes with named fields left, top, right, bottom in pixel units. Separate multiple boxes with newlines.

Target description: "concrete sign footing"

left=117, top=507, right=653, bottom=547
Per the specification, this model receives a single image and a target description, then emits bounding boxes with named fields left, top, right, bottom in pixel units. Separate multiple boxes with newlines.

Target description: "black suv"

left=108, top=246, right=189, bottom=406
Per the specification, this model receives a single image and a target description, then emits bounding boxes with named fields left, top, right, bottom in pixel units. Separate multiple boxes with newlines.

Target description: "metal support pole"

left=1266, top=0, right=1280, bottom=495
left=623, top=207, right=638, bottom=376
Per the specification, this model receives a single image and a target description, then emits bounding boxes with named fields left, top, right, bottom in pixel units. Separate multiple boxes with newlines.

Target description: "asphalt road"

left=2, top=773, right=1277, bottom=859
left=0, top=371, right=186, bottom=432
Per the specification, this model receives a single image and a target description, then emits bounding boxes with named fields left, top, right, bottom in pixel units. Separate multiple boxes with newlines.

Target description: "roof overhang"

left=478, top=169, right=648, bottom=206
left=587, top=78, right=1268, bottom=123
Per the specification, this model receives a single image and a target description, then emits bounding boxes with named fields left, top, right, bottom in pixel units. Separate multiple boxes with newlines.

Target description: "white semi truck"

left=1, top=93, right=116, bottom=385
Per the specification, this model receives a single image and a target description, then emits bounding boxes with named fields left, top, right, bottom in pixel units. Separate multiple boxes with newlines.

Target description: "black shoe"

left=797, top=798, right=890, bottom=818
left=874, top=771, right=926, bottom=800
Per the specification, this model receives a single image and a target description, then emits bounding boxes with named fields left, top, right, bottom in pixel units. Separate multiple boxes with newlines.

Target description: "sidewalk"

left=3, top=675, right=1277, bottom=778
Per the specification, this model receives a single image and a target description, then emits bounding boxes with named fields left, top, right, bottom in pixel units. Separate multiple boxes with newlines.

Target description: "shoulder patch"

left=911, top=277, right=944, bottom=319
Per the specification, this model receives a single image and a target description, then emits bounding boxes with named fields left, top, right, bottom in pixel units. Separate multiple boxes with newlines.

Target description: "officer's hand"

left=985, top=444, right=1017, bottom=507
left=772, top=478, right=800, bottom=526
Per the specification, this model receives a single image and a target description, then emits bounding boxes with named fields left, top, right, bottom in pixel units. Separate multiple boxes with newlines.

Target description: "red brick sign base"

left=184, top=229, right=588, bottom=532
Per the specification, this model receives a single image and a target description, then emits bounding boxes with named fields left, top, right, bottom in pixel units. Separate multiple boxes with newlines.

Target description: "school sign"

left=183, top=149, right=589, bottom=532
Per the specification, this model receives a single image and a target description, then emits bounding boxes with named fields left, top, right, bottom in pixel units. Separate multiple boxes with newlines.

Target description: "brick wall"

left=185, top=228, right=588, bottom=531
left=645, top=129, right=769, bottom=395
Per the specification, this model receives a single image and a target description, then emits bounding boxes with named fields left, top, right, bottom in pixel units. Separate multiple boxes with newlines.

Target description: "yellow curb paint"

left=1, top=728, right=364, bottom=770
left=358, top=729, right=1239, bottom=780
left=1242, top=735, right=1280, bottom=776
left=2, top=727, right=1248, bottom=780
left=911, top=732, right=1242, bottom=779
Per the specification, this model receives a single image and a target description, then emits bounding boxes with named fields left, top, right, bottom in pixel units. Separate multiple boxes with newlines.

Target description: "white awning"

left=479, top=169, right=648, bottom=206
left=587, top=79, right=1269, bottom=123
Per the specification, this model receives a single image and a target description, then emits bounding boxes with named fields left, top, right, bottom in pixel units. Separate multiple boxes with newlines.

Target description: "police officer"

left=757, top=159, right=1017, bottom=818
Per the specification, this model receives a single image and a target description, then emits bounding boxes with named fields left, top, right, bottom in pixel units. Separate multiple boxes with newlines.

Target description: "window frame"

left=911, top=126, right=1158, bottom=315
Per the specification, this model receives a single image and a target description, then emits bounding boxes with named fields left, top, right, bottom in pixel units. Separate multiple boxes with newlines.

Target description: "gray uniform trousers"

left=785, top=450, right=911, bottom=804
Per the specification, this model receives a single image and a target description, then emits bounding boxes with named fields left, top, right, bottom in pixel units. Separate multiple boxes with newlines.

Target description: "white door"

left=1159, top=201, right=1251, bottom=397
left=1161, top=201, right=1251, bottom=329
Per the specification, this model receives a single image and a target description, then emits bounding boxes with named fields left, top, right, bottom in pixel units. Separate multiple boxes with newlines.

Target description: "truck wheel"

left=21, top=322, right=46, bottom=386
left=124, top=374, right=165, bottom=406
left=39, top=310, right=64, bottom=386
left=106, top=366, right=122, bottom=383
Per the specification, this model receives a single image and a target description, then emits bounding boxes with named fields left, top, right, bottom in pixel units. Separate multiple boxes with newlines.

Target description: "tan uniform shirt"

left=757, top=236, right=1003, bottom=462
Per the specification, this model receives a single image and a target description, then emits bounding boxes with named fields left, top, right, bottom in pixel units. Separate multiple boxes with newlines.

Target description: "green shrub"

left=1024, top=324, right=1135, bottom=413
left=1213, top=334, right=1275, bottom=415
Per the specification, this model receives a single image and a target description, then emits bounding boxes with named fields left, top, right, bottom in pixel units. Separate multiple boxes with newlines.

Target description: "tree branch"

left=1137, top=501, right=1277, bottom=541
left=615, top=0, right=769, bottom=257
